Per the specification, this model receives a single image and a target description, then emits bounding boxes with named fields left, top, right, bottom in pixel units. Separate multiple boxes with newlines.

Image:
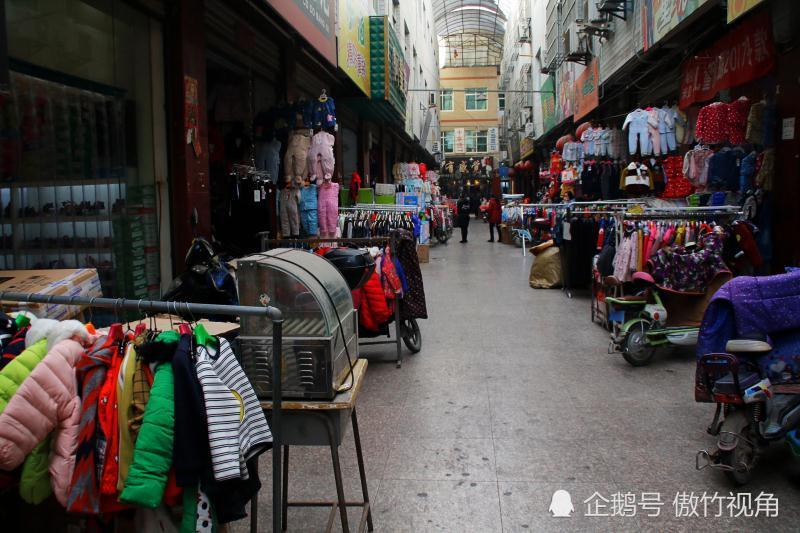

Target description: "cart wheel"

left=401, top=318, right=422, bottom=353
left=622, top=322, right=656, bottom=366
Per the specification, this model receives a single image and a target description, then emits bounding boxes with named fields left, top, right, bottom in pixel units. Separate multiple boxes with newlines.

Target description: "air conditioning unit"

left=598, top=0, right=627, bottom=21
left=518, top=21, right=531, bottom=43
left=564, top=22, right=592, bottom=65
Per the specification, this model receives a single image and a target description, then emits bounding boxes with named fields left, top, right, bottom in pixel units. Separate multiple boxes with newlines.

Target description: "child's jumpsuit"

left=307, top=131, right=336, bottom=181
left=279, top=186, right=301, bottom=237
left=317, top=179, right=340, bottom=237
left=299, top=184, right=319, bottom=236
left=283, top=130, right=311, bottom=181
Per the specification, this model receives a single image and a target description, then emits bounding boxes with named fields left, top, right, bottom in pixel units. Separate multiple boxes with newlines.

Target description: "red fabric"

left=725, top=98, right=751, bottom=145
left=732, top=222, right=763, bottom=269
left=349, top=172, right=362, bottom=204
left=679, top=10, right=775, bottom=108
left=98, top=348, right=128, bottom=513
left=487, top=198, right=502, bottom=224
left=695, top=102, right=727, bottom=144
left=381, top=249, right=401, bottom=300
left=661, top=155, right=694, bottom=198
left=162, top=469, right=183, bottom=506
left=418, top=163, right=427, bottom=177
left=358, top=272, right=392, bottom=332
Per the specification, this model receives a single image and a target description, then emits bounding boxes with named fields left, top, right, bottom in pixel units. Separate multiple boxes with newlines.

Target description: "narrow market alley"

left=239, top=240, right=800, bottom=532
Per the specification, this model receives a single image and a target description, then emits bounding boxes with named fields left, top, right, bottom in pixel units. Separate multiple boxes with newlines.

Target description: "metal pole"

left=271, top=319, right=284, bottom=533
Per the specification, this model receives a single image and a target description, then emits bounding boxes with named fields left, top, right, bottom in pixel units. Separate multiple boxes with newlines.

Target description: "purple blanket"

left=697, top=270, right=800, bottom=386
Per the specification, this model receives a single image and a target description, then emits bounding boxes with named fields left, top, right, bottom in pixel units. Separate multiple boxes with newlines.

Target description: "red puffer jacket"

left=358, top=271, right=392, bottom=332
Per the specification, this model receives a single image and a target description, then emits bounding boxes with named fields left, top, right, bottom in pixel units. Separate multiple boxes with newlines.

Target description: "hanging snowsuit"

left=299, top=184, right=319, bottom=236
left=317, top=180, right=340, bottom=237
left=307, top=131, right=336, bottom=181
left=279, top=188, right=301, bottom=237
left=283, top=130, right=311, bottom=182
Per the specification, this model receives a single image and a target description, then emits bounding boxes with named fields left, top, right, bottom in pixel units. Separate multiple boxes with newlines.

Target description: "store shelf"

left=9, top=214, right=121, bottom=223
left=0, top=177, right=127, bottom=189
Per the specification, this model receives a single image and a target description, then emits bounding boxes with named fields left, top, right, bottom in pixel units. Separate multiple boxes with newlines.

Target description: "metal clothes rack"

left=261, top=231, right=414, bottom=368
left=340, top=203, right=421, bottom=213
left=0, top=292, right=286, bottom=533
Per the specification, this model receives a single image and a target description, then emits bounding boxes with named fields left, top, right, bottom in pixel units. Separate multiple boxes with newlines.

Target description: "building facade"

left=438, top=66, right=502, bottom=196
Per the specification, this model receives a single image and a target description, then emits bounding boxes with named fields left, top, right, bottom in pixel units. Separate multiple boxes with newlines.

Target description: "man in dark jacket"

left=456, top=194, right=471, bottom=243
left=487, top=195, right=502, bottom=242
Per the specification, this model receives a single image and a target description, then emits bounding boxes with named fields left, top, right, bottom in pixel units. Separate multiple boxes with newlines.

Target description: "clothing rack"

left=0, top=292, right=286, bottom=533
left=260, top=232, right=411, bottom=367
left=341, top=203, right=421, bottom=213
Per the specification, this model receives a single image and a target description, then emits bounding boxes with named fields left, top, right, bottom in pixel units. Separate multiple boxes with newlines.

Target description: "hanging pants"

left=317, top=182, right=339, bottom=236
left=280, top=189, right=300, bottom=236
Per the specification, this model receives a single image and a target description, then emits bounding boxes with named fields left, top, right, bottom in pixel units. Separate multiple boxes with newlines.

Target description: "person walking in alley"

left=487, top=195, right=502, bottom=242
left=456, top=193, right=471, bottom=243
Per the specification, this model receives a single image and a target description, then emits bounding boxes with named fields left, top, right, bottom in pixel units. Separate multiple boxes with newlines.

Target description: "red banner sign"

left=679, top=9, right=774, bottom=108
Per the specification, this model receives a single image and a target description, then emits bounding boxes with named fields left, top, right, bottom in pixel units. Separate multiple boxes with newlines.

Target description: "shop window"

left=465, top=130, right=488, bottom=153
left=465, top=88, right=488, bottom=110
left=441, top=131, right=455, bottom=153
left=440, top=89, right=453, bottom=111
left=2, top=0, right=164, bottom=298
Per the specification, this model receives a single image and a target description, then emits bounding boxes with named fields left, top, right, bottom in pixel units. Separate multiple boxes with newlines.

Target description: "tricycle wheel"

left=401, top=318, right=422, bottom=353
left=622, top=322, right=656, bottom=366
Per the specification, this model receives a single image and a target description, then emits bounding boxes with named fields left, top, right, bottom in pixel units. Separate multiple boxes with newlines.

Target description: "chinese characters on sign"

left=642, top=0, right=713, bottom=51
left=540, top=75, right=556, bottom=133
left=679, top=9, right=775, bottom=108
left=573, top=59, right=599, bottom=121
left=338, top=0, right=370, bottom=96
left=580, top=491, right=779, bottom=518
left=487, top=128, right=498, bottom=152
left=454, top=128, right=466, bottom=154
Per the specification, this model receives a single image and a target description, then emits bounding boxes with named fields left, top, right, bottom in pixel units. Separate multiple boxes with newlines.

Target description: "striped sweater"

left=195, top=338, right=272, bottom=481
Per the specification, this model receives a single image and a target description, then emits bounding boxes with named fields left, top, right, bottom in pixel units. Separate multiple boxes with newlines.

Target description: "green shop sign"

left=540, top=75, right=556, bottom=134
left=369, top=16, right=407, bottom=119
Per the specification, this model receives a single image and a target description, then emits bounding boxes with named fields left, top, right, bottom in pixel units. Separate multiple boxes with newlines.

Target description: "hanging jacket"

left=358, top=271, right=393, bottom=332
left=0, top=325, right=30, bottom=370
left=0, top=338, right=48, bottom=414
left=97, top=341, right=127, bottom=511
left=0, top=335, right=91, bottom=506
left=67, top=330, right=120, bottom=514
left=349, top=172, right=362, bottom=205
left=172, top=334, right=211, bottom=487
left=487, top=198, right=502, bottom=224
left=120, top=360, right=176, bottom=508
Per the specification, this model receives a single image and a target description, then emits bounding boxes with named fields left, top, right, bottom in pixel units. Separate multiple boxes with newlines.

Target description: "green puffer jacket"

left=0, top=339, right=53, bottom=504
left=119, top=361, right=175, bottom=508
left=0, top=338, right=49, bottom=413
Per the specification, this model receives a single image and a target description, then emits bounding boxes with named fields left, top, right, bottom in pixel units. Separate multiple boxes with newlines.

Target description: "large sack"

left=529, top=246, right=562, bottom=289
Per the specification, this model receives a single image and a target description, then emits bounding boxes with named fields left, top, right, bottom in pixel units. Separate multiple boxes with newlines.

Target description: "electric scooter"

left=695, top=337, right=800, bottom=485
left=606, top=270, right=732, bottom=366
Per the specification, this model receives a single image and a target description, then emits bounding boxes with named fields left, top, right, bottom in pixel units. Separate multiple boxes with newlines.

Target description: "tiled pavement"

left=235, top=228, right=800, bottom=532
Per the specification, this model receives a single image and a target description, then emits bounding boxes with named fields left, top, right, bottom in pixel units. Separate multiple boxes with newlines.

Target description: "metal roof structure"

left=434, top=0, right=508, bottom=67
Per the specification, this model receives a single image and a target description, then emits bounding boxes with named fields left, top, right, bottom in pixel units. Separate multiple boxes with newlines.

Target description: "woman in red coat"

left=487, top=196, right=502, bottom=242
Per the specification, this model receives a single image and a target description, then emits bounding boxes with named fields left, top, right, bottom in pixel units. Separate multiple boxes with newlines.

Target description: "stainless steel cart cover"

left=237, top=249, right=358, bottom=400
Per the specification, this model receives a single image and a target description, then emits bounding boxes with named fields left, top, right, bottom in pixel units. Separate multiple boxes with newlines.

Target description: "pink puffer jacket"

left=0, top=338, right=88, bottom=505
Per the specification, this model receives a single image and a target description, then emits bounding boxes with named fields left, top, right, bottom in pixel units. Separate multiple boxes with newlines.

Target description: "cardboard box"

left=0, top=269, right=102, bottom=320
left=500, top=225, right=513, bottom=244
left=417, top=244, right=430, bottom=263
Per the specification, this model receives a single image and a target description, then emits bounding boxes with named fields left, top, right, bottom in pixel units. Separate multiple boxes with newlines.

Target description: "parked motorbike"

left=696, top=336, right=800, bottom=485
left=606, top=270, right=731, bottom=366
left=694, top=269, right=800, bottom=485
left=162, top=212, right=238, bottom=320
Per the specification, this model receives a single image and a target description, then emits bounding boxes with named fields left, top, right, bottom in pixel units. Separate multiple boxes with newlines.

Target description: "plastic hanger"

left=193, top=322, right=218, bottom=350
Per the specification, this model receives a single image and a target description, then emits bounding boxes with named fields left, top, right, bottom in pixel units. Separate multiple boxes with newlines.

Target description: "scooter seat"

left=725, top=339, right=773, bottom=353
left=712, top=370, right=762, bottom=396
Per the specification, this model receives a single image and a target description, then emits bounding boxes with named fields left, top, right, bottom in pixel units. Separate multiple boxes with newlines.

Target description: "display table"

left=258, top=359, right=372, bottom=533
